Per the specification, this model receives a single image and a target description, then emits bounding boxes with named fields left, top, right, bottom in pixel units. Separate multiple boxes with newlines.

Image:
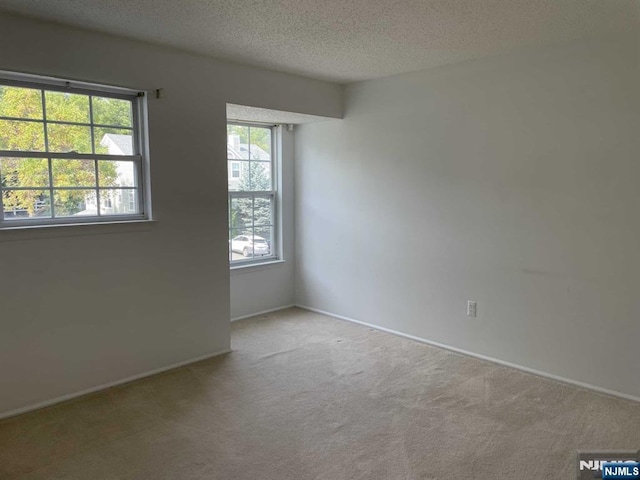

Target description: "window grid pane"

left=0, top=86, right=43, bottom=120
left=2, top=189, right=51, bottom=220
left=228, top=195, right=276, bottom=263
left=1, top=158, right=140, bottom=219
left=44, top=91, right=90, bottom=123
left=228, top=122, right=276, bottom=263
left=0, top=119, right=46, bottom=152
left=0, top=79, right=143, bottom=224
left=53, top=189, right=96, bottom=217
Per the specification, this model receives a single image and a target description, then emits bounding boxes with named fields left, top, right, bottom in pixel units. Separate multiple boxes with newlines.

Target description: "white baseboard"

left=296, top=304, right=640, bottom=404
left=231, top=304, right=296, bottom=322
left=0, top=348, right=231, bottom=421
left=6, top=304, right=637, bottom=420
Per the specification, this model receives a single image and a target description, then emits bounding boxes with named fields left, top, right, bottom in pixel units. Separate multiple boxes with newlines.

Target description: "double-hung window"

left=0, top=72, right=149, bottom=227
left=227, top=123, right=277, bottom=265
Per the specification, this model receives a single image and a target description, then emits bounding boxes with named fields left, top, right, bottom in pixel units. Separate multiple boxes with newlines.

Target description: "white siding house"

left=80, top=133, right=137, bottom=216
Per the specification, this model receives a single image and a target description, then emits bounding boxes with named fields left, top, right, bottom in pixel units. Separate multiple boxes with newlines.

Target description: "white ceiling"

left=0, top=0, right=636, bottom=83
left=227, top=104, right=330, bottom=125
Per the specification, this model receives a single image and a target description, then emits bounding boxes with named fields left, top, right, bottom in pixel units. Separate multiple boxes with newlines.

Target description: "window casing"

left=0, top=72, right=150, bottom=227
left=228, top=123, right=278, bottom=265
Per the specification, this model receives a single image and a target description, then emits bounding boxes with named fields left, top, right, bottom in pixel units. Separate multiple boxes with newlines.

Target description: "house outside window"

left=0, top=72, right=150, bottom=227
left=227, top=123, right=277, bottom=265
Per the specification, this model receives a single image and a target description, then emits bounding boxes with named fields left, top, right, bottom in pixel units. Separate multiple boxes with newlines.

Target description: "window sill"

left=0, top=219, right=157, bottom=242
left=230, top=259, right=286, bottom=274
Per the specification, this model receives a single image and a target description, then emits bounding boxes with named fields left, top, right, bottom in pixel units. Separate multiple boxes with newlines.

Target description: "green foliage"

left=230, top=164, right=272, bottom=237
left=0, top=86, right=127, bottom=216
left=230, top=196, right=272, bottom=242
left=45, top=91, right=90, bottom=123
left=0, top=119, right=44, bottom=151
left=238, top=162, right=270, bottom=192
left=0, top=158, right=48, bottom=214
left=0, top=86, right=42, bottom=119
left=92, top=97, right=132, bottom=127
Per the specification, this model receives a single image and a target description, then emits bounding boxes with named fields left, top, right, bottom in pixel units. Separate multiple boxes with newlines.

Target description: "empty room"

left=1, top=1, right=639, bottom=479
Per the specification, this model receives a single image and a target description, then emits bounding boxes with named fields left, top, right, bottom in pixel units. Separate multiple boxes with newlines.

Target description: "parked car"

left=231, top=235, right=270, bottom=257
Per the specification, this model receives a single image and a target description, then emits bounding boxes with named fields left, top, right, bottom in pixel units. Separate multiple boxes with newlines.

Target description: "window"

left=228, top=123, right=277, bottom=264
left=0, top=72, right=149, bottom=227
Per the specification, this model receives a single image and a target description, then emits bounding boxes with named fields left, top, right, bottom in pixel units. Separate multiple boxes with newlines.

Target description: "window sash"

left=1, top=158, right=144, bottom=223
left=228, top=191, right=277, bottom=263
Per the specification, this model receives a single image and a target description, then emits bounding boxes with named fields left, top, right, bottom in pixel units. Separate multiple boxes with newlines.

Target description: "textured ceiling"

left=227, top=104, right=329, bottom=125
left=0, top=0, right=636, bottom=83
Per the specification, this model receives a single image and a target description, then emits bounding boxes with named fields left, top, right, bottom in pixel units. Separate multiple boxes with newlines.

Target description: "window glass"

left=94, top=127, right=133, bottom=155
left=249, top=127, right=271, bottom=160
left=0, top=119, right=45, bottom=152
left=2, top=189, right=51, bottom=220
left=92, top=96, right=132, bottom=127
left=53, top=189, right=96, bottom=217
left=0, top=86, right=43, bottom=119
left=0, top=158, right=49, bottom=187
left=44, top=91, right=90, bottom=123
left=51, top=159, right=96, bottom=187
left=98, top=160, right=135, bottom=187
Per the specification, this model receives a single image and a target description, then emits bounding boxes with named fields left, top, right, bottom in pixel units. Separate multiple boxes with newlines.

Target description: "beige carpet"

left=1, top=307, right=639, bottom=479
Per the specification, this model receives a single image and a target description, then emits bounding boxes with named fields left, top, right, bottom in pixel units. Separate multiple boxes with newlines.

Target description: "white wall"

left=0, top=12, right=341, bottom=416
left=295, top=33, right=640, bottom=398
left=230, top=128, right=296, bottom=319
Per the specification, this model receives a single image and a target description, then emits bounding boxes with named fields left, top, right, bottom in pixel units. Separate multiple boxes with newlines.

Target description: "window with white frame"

left=0, top=73, right=149, bottom=227
left=227, top=123, right=277, bottom=264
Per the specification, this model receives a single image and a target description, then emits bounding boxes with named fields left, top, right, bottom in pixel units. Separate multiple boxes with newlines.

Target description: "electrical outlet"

left=467, top=301, right=477, bottom=317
